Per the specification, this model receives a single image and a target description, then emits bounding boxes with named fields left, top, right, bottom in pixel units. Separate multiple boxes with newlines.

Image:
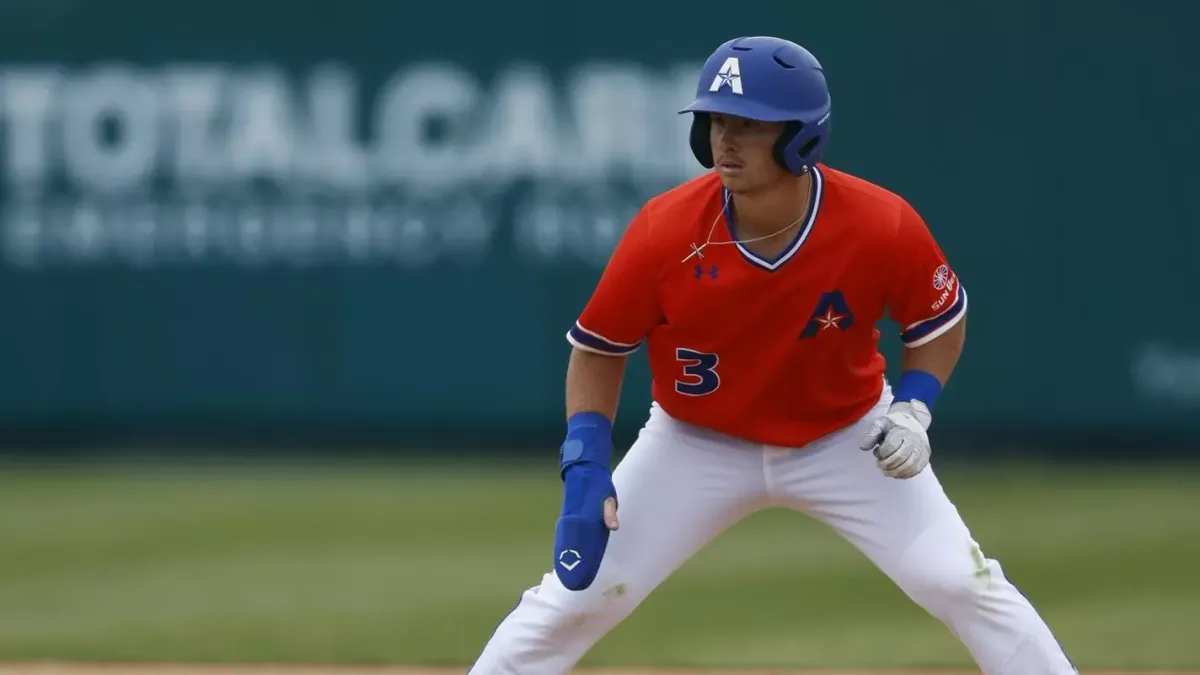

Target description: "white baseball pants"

left=468, top=390, right=1077, bottom=674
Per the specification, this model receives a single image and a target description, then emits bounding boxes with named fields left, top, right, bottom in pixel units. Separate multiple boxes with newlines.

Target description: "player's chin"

left=715, top=171, right=749, bottom=193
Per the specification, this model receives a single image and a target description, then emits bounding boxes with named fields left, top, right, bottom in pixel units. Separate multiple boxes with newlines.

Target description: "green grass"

left=0, top=459, right=1197, bottom=669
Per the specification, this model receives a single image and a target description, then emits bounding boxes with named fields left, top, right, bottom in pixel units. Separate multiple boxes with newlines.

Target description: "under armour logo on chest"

left=694, top=264, right=718, bottom=280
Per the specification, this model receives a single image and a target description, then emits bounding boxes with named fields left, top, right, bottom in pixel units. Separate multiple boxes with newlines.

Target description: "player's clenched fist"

left=554, top=411, right=619, bottom=591
left=859, top=400, right=933, bottom=479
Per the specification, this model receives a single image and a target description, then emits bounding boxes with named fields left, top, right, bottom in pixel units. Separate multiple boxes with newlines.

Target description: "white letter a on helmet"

left=709, top=57, right=743, bottom=95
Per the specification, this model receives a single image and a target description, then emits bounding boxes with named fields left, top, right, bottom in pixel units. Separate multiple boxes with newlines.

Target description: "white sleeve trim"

left=565, top=331, right=635, bottom=356
left=565, top=321, right=642, bottom=356
left=904, top=289, right=968, bottom=348
left=572, top=321, right=640, bottom=349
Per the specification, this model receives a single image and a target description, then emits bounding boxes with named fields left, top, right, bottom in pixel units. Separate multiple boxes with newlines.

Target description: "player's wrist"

left=560, top=411, right=614, bottom=478
left=893, top=369, right=943, bottom=411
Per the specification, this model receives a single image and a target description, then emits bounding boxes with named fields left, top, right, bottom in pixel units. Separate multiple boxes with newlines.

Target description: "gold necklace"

left=682, top=189, right=810, bottom=263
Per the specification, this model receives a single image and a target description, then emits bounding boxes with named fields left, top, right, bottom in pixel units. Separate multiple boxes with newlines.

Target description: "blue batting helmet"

left=679, top=36, right=832, bottom=175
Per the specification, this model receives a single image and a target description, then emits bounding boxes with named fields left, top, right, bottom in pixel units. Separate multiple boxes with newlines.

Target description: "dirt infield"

left=0, top=666, right=1193, bottom=675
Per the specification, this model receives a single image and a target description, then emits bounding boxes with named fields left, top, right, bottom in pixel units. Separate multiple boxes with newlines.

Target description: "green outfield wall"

left=1, top=1, right=1197, bottom=452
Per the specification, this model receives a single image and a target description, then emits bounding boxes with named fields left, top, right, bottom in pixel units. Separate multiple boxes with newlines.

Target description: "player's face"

left=708, top=113, right=788, bottom=193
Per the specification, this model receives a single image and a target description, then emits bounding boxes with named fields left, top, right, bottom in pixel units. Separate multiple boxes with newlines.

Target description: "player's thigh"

left=541, top=402, right=769, bottom=610
left=820, top=462, right=982, bottom=594
left=768, top=391, right=964, bottom=554
left=771, top=392, right=977, bottom=576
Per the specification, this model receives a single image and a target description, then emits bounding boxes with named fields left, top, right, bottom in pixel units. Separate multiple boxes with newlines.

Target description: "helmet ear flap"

left=689, top=113, right=714, bottom=169
left=772, top=121, right=808, bottom=175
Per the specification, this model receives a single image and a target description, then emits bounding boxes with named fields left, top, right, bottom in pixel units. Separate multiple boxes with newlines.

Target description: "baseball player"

left=468, top=36, right=1077, bottom=675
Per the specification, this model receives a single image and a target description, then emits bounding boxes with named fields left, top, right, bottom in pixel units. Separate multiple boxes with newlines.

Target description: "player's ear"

left=689, top=113, right=714, bottom=169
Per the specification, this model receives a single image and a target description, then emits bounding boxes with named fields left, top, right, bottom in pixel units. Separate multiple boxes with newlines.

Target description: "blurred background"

left=1, top=0, right=1198, bottom=671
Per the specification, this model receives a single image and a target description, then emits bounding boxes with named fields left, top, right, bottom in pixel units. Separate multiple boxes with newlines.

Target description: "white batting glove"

left=859, top=401, right=933, bottom=479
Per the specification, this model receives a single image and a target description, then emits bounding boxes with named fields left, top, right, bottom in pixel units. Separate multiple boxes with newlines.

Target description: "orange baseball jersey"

left=566, top=164, right=968, bottom=448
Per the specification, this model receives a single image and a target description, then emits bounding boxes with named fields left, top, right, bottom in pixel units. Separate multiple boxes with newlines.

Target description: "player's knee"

left=901, top=560, right=987, bottom=611
left=532, top=571, right=641, bottom=633
left=892, top=534, right=995, bottom=611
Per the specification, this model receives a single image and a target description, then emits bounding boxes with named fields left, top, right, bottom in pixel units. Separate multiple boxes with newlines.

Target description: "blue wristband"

left=893, top=370, right=943, bottom=410
left=559, top=411, right=613, bottom=478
